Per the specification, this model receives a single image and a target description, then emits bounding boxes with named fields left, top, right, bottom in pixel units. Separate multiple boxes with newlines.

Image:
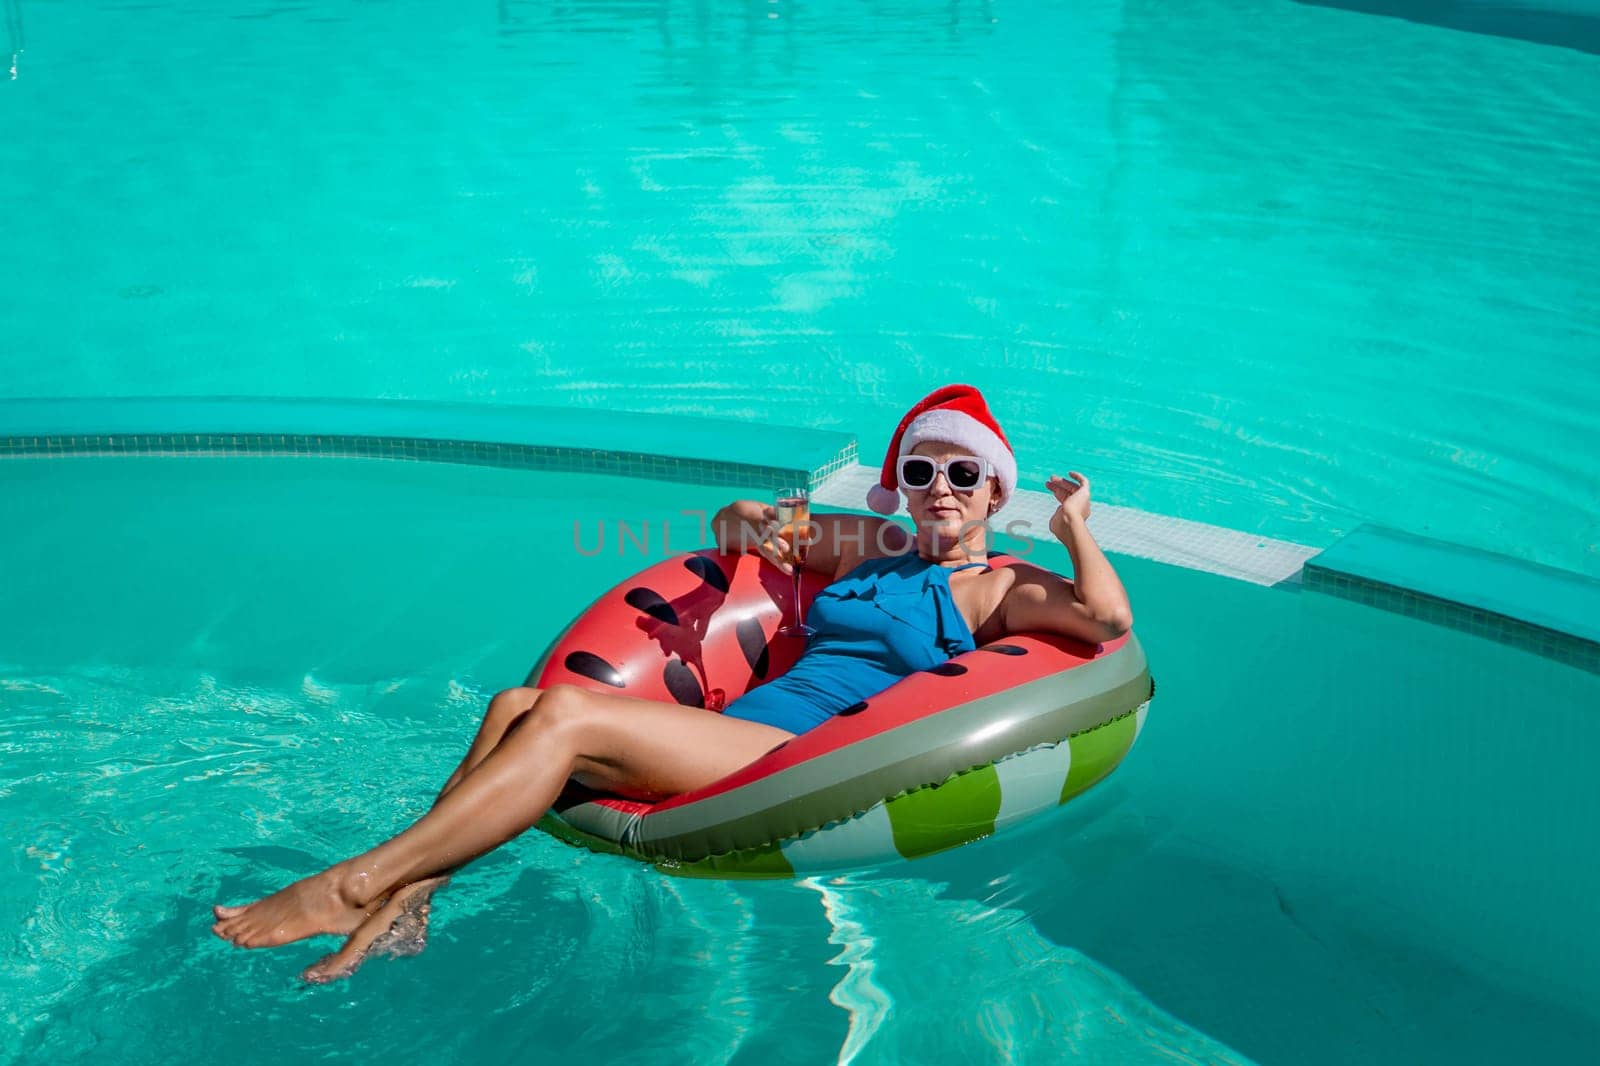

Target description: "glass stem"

left=791, top=565, right=805, bottom=629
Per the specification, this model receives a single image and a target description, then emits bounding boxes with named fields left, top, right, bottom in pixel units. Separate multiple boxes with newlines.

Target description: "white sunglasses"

left=897, top=454, right=991, bottom=493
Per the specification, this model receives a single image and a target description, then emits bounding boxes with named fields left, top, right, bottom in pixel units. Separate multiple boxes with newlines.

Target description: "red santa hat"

left=865, top=384, right=1017, bottom=515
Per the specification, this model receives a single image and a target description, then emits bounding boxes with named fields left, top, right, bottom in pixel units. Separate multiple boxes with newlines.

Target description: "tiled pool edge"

left=1303, top=567, right=1600, bottom=673
left=1303, top=525, right=1600, bottom=675
left=0, top=431, right=844, bottom=492
left=5, top=399, right=1594, bottom=675
left=0, top=396, right=858, bottom=493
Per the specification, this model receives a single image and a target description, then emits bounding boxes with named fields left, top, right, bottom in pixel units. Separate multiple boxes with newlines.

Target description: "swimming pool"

left=4, top=0, right=1597, bottom=1060
left=2, top=0, right=1597, bottom=577
left=3, top=453, right=1596, bottom=1063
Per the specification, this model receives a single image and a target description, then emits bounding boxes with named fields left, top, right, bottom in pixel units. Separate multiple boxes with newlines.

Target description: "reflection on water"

left=804, top=876, right=891, bottom=1065
left=797, top=870, right=1256, bottom=1063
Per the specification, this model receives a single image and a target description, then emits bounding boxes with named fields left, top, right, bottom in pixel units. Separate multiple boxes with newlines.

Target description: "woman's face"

left=904, top=440, right=999, bottom=543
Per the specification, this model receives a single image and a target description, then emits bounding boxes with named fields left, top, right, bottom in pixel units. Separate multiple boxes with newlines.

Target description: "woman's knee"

left=487, top=686, right=540, bottom=727
left=491, top=684, right=592, bottom=748
left=492, top=681, right=582, bottom=739
left=529, top=684, right=589, bottom=730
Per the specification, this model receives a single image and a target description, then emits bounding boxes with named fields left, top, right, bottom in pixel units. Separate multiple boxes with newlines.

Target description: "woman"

left=210, top=384, right=1132, bottom=982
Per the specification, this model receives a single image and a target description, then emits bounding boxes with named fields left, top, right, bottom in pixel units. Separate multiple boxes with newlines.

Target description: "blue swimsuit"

left=721, top=553, right=990, bottom=735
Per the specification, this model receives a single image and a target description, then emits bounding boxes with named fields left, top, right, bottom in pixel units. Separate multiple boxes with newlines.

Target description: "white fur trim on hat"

left=899, top=408, right=1017, bottom=511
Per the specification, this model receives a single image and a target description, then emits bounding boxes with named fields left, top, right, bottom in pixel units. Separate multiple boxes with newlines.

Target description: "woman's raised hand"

left=1045, top=472, right=1092, bottom=531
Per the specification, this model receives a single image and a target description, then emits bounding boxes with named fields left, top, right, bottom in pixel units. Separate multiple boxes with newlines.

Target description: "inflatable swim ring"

left=527, top=549, right=1153, bottom=878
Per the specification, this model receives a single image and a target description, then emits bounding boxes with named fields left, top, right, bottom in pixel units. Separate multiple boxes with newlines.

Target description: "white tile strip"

left=812, top=463, right=1317, bottom=587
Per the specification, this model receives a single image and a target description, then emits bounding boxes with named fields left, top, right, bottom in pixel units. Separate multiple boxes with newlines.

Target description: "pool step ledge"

left=812, top=462, right=1318, bottom=587
left=0, top=395, right=859, bottom=492
left=1303, top=524, right=1600, bottom=673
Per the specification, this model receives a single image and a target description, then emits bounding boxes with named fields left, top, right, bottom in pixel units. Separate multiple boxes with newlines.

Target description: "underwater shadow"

left=1293, top=0, right=1600, bottom=55
left=921, top=791, right=1600, bottom=1066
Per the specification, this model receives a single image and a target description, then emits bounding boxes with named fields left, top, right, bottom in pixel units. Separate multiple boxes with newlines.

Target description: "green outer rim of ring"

left=539, top=700, right=1148, bottom=879
left=628, top=651, right=1151, bottom=861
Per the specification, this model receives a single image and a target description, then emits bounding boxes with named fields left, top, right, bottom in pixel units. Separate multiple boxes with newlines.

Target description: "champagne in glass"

left=775, top=487, right=815, bottom=637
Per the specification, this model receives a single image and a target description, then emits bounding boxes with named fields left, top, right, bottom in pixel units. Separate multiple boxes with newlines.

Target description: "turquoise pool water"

left=2, top=0, right=1597, bottom=577
left=3, top=456, right=1598, bottom=1063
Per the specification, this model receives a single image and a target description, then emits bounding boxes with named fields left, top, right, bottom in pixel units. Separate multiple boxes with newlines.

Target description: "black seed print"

left=684, top=554, right=729, bottom=593
left=564, top=651, right=625, bottom=688
left=736, top=617, right=770, bottom=678
left=624, top=587, right=679, bottom=626
left=979, top=644, right=1028, bottom=656
left=928, top=662, right=968, bottom=677
left=663, top=659, right=705, bottom=707
left=838, top=701, right=869, bottom=716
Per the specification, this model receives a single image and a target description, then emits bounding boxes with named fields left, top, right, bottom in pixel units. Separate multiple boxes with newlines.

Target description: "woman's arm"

left=999, top=472, right=1132, bottom=644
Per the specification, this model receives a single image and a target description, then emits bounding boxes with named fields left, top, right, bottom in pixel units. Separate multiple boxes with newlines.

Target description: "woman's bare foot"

left=299, top=877, right=448, bottom=984
left=211, top=865, right=376, bottom=949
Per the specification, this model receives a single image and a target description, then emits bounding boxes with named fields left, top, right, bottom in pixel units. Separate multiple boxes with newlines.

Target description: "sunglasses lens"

left=948, top=460, right=983, bottom=489
left=901, top=458, right=935, bottom=488
left=902, top=457, right=934, bottom=486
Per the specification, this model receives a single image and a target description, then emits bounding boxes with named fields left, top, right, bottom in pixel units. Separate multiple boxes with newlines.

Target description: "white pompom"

left=866, top=483, right=900, bottom=515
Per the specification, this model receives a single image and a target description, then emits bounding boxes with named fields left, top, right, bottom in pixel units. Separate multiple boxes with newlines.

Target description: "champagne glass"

left=774, top=487, right=815, bottom=638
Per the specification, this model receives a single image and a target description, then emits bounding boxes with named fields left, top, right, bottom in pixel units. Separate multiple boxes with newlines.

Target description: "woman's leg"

left=212, top=684, right=793, bottom=949
left=433, top=686, right=544, bottom=798
left=298, top=686, right=548, bottom=981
